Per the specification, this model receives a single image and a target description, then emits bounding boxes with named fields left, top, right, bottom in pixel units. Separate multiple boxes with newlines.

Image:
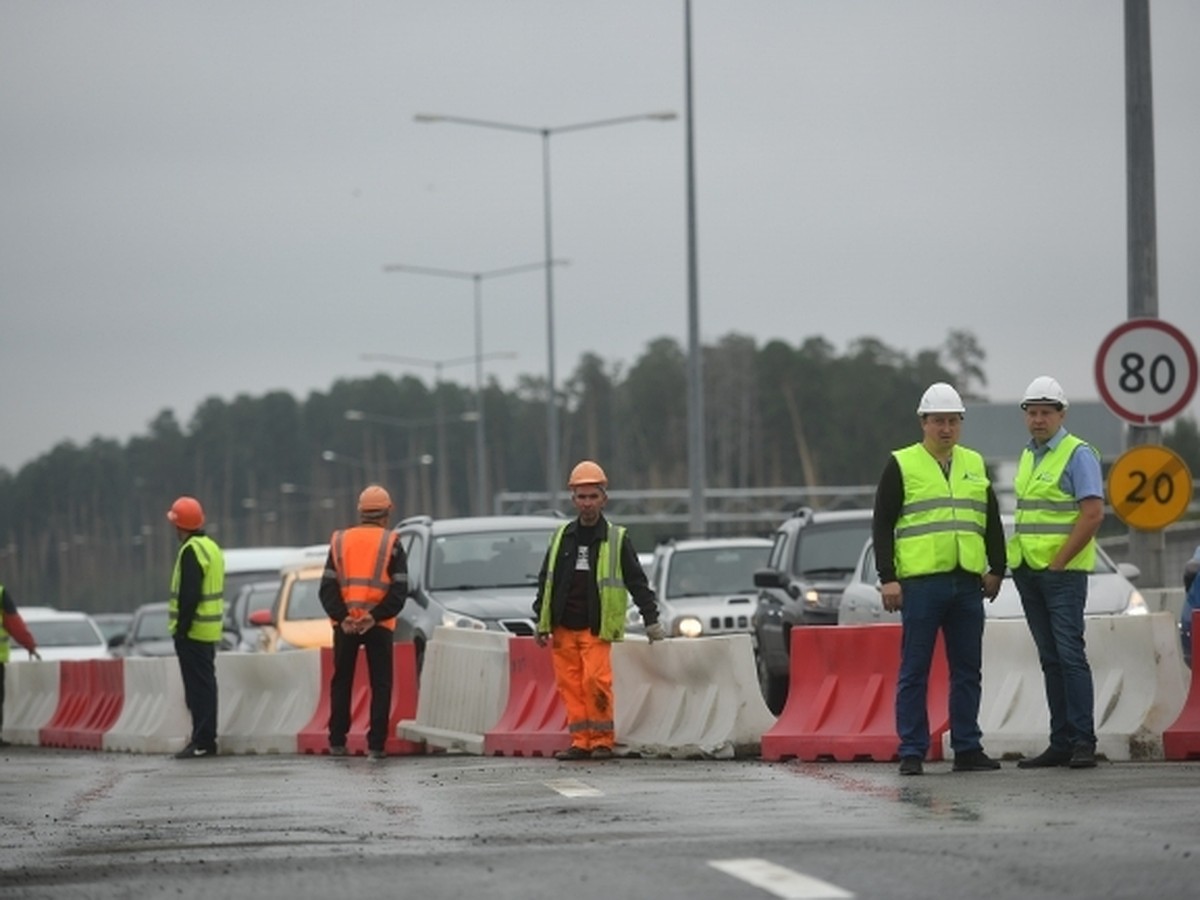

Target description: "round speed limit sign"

left=1094, top=318, right=1198, bottom=425
left=1106, top=445, right=1193, bottom=530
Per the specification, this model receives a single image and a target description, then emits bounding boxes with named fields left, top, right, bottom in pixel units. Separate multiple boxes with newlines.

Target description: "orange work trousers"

left=550, top=626, right=615, bottom=751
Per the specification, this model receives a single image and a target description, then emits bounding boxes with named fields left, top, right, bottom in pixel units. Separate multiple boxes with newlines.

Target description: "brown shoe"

left=590, top=746, right=614, bottom=759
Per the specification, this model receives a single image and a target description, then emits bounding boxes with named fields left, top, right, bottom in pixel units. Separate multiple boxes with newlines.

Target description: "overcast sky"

left=2, top=1, right=1198, bottom=474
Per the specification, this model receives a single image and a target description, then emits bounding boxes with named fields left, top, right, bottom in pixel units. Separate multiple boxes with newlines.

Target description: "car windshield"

left=133, top=609, right=172, bottom=641
left=24, top=619, right=103, bottom=648
left=666, top=545, right=771, bottom=598
left=429, top=528, right=556, bottom=590
left=286, top=577, right=326, bottom=621
left=793, top=520, right=873, bottom=577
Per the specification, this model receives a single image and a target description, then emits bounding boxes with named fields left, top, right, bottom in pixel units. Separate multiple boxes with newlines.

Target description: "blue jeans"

left=1012, top=566, right=1095, bottom=750
left=896, top=570, right=986, bottom=759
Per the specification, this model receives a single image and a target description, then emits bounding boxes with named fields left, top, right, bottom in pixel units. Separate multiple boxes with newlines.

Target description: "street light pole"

left=414, top=110, right=677, bottom=505
left=382, top=260, right=558, bottom=515
left=360, top=352, right=515, bottom=516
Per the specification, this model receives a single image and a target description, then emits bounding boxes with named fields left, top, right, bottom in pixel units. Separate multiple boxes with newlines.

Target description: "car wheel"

left=756, top=648, right=788, bottom=715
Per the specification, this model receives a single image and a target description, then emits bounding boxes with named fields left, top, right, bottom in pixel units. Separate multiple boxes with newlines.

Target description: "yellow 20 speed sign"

left=1106, top=445, right=1193, bottom=530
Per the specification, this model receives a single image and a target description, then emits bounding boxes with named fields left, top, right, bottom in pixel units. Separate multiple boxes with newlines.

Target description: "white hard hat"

left=1020, top=375, right=1069, bottom=410
left=917, top=382, right=965, bottom=415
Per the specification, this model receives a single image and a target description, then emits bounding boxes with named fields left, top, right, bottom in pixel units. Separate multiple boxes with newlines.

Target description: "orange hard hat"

left=567, top=460, right=608, bottom=489
left=167, top=496, right=205, bottom=531
left=357, top=484, right=393, bottom=514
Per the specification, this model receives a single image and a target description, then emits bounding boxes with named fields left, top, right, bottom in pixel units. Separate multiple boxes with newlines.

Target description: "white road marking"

left=709, top=858, right=855, bottom=899
left=544, top=778, right=603, bottom=797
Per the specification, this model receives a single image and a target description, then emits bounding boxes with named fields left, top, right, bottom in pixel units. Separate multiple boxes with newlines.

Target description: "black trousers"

left=0, top=663, right=6, bottom=733
left=175, top=638, right=218, bottom=750
left=329, top=625, right=394, bottom=751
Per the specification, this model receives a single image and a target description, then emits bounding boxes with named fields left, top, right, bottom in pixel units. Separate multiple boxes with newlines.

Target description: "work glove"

left=645, top=622, right=666, bottom=643
left=535, top=632, right=550, bottom=648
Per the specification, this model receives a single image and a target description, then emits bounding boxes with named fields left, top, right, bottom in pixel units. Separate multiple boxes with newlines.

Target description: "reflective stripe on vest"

left=892, top=443, right=989, bottom=579
left=330, top=525, right=399, bottom=630
left=538, top=522, right=629, bottom=641
left=1008, top=434, right=1097, bottom=571
left=169, top=535, right=226, bottom=642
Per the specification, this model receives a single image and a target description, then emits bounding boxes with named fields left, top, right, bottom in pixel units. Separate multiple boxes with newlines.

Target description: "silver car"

left=838, top=520, right=1146, bottom=625
left=630, top=537, right=772, bottom=638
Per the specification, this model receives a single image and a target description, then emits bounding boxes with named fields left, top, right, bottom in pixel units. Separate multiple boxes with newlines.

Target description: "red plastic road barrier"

left=483, top=636, right=569, bottom=757
left=297, top=642, right=424, bottom=756
left=40, top=658, right=126, bottom=751
left=760, top=624, right=949, bottom=762
left=1163, top=609, right=1200, bottom=760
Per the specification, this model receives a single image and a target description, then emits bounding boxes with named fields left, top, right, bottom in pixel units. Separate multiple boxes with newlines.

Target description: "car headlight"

left=803, top=588, right=821, bottom=608
left=442, top=610, right=488, bottom=630
left=1123, top=589, right=1149, bottom=616
left=675, top=616, right=703, bottom=638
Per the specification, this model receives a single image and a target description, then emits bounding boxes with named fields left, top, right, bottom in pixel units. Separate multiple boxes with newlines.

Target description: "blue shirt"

left=1024, top=426, right=1104, bottom=501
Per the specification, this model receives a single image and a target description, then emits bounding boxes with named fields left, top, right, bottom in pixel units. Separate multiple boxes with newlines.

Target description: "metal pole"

left=542, top=130, right=560, bottom=508
left=684, top=0, right=706, bottom=538
left=1123, top=0, right=1163, bottom=587
left=473, top=275, right=487, bottom=516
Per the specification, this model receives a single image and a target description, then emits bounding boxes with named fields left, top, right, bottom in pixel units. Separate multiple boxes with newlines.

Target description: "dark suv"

left=393, top=514, right=564, bottom=668
left=751, top=507, right=873, bottom=712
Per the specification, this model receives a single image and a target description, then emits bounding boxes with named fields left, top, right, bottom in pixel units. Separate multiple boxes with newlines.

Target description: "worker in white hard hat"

left=1009, top=376, right=1104, bottom=770
left=872, top=382, right=1007, bottom=776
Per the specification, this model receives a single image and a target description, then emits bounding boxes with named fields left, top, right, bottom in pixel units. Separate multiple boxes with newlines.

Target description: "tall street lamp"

left=414, top=110, right=678, bottom=504
left=381, top=259, right=561, bottom=516
left=360, top=352, right=515, bottom=516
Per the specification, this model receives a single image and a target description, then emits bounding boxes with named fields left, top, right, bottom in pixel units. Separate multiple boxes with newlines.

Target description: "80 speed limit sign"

left=1094, top=318, right=1198, bottom=425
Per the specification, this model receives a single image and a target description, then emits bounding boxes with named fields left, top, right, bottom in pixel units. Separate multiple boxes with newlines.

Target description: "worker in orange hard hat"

left=533, top=460, right=664, bottom=761
left=166, top=495, right=225, bottom=759
left=318, top=483, right=408, bottom=759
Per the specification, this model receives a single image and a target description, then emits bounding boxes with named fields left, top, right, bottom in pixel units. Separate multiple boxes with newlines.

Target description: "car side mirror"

left=753, top=568, right=785, bottom=590
left=248, top=609, right=274, bottom=627
left=1116, top=562, right=1141, bottom=582
left=106, top=633, right=126, bottom=650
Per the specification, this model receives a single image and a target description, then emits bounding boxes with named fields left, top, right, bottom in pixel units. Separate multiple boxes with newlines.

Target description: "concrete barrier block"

left=1, top=659, right=60, bottom=746
left=218, top=650, right=322, bottom=755
left=399, top=627, right=510, bottom=753
left=103, top=657, right=190, bottom=754
left=613, top=634, right=776, bottom=759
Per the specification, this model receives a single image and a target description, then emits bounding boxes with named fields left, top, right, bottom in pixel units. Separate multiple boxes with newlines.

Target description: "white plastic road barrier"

left=613, top=634, right=777, bottom=759
left=399, top=627, right=510, bottom=753
left=1, top=659, right=60, bottom=746
left=103, top=657, right=190, bottom=754
left=947, top=613, right=1189, bottom=761
left=217, top=649, right=322, bottom=755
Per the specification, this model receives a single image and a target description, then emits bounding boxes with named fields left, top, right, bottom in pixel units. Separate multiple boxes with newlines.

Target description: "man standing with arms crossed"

left=1010, top=376, right=1105, bottom=770
left=167, top=496, right=224, bottom=759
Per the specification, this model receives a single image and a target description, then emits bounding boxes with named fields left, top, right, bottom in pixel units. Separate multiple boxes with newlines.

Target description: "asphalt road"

left=1, top=746, right=1198, bottom=900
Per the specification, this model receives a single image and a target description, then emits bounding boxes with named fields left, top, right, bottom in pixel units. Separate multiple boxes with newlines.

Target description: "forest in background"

left=3, top=329, right=1197, bottom=612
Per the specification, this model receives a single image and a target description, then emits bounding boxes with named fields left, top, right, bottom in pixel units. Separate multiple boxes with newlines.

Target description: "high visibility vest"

left=1008, top=434, right=1097, bottom=571
left=329, top=525, right=400, bottom=631
left=0, top=584, right=9, bottom=664
left=169, top=535, right=226, bottom=642
left=538, top=522, right=628, bottom=641
left=892, top=443, right=990, bottom=579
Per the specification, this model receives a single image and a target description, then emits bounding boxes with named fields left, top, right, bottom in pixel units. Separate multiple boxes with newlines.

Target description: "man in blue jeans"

left=873, top=382, right=1007, bottom=776
left=1009, top=376, right=1105, bottom=770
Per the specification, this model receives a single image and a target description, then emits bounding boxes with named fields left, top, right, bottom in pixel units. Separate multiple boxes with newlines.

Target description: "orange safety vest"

left=329, top=525, right=400, bottom=631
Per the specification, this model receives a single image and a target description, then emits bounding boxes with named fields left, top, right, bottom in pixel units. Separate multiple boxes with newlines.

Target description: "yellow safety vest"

left=892, top=443, right=990, bottom=579
left=1008, top=434, right=1097, bottom=571
left=538, top=522, right=628, bottom=641
left=169, top=535, right=226, bottom=642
